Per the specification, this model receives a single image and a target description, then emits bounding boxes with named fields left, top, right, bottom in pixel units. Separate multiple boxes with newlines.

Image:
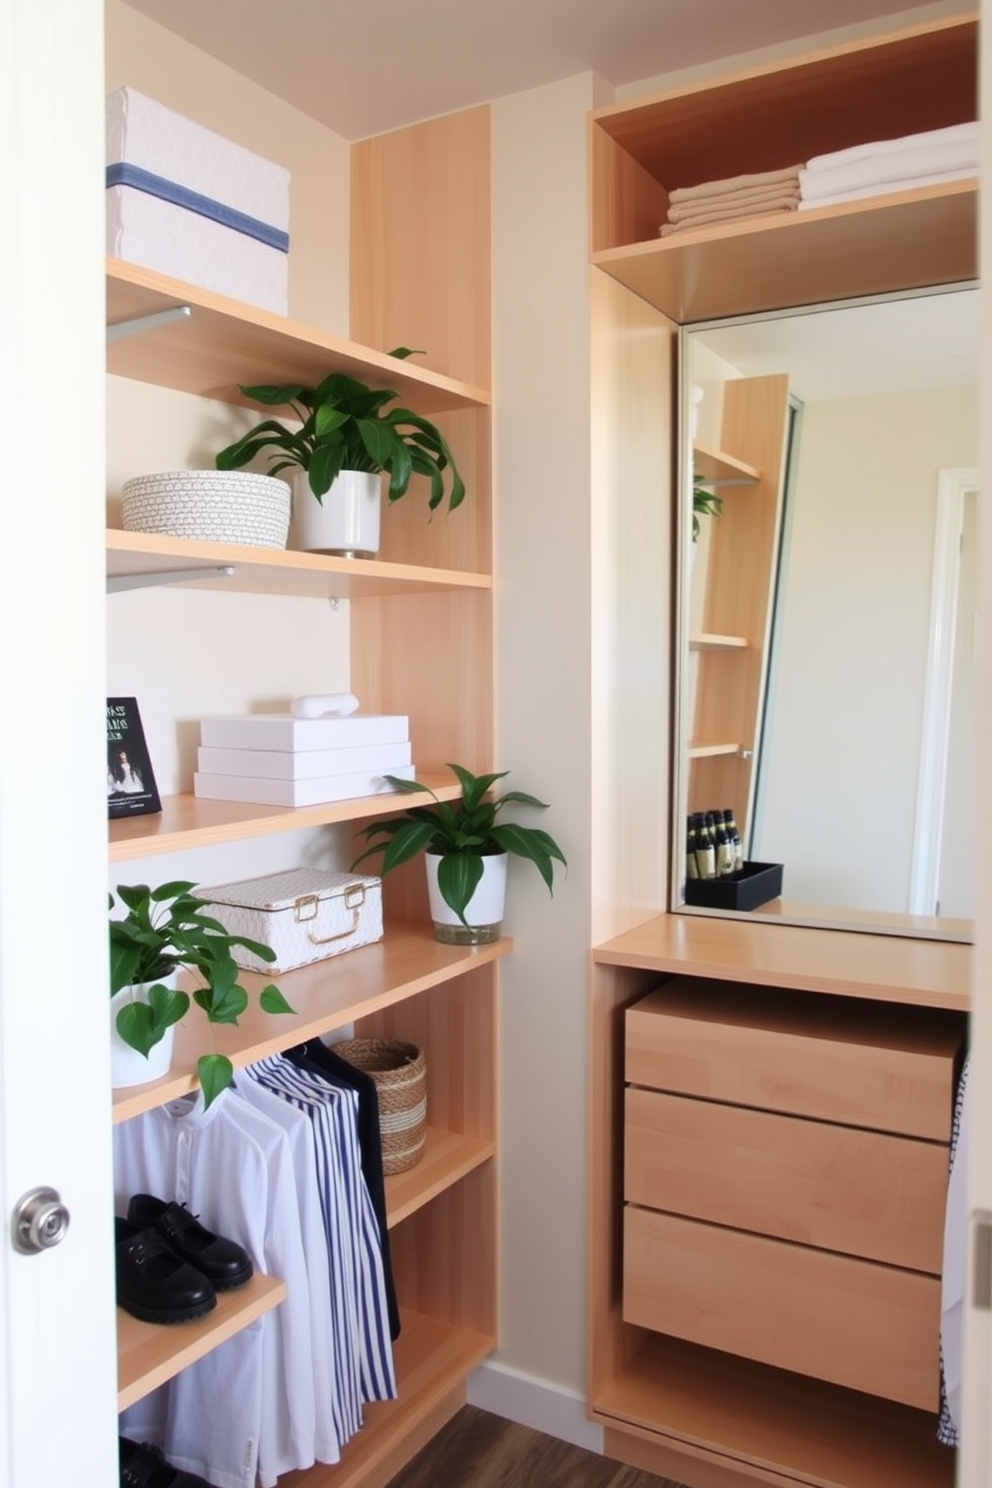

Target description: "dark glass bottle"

left=709, top=811, right=735, bottom=877
left=722, top=807, right=743, bottom=871
left=686, top=815, right=700, bottom=880
left=694, top=812, right=716, bottom=880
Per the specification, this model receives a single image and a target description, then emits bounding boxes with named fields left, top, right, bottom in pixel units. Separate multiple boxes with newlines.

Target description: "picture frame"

left=107, top=697, right=162, bottom=818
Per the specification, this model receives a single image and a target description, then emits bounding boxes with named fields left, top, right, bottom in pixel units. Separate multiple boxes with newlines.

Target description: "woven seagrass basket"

left=334, top=1038, right=427, bottom=1174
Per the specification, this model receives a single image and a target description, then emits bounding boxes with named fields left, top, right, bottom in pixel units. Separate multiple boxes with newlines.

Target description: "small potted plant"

left=110, top=880, right=295, bottom=1106
left=352, top=764, right=567, bottom=945
left=692, top=473, right=723, bottom=542
left=214, top=351, right=465, bottom=558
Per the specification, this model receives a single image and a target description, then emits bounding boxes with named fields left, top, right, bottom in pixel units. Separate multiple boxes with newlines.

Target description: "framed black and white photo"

left=107, top=697, right=162, bottom=818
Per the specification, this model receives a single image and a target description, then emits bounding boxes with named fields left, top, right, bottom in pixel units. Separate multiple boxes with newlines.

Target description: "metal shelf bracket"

left=106, top=305, right=192, bottom=343
left=107, top=565, right=236, bottom=594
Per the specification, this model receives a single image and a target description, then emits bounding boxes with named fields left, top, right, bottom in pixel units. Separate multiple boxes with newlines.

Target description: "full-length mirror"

left=674, top=286, right=978, bottom=942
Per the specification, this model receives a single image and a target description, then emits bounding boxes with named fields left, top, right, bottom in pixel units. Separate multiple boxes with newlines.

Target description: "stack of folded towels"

left=797, top=121, right=979, bottom=209
left=659, top=121, right=977, bottom=236
left=660, top=163, right=802, bottom=236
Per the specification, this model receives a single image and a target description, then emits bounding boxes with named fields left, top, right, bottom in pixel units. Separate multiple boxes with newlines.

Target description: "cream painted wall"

left=757, top=385, right=977, bottom=912
left=489, top=72, right=598, bottom=1401
left=105, top=5, right=354, bottom=895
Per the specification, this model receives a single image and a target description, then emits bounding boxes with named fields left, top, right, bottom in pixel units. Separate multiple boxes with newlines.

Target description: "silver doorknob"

left=12, top=1187, right=70, bottom=1254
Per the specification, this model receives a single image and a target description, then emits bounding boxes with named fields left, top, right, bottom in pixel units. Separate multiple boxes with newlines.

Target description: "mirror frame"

left=670, top=286, right=976, bottom=945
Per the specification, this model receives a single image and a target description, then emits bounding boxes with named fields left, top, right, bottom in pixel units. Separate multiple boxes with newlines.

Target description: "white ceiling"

left=121, top=0, right=948, bottom=142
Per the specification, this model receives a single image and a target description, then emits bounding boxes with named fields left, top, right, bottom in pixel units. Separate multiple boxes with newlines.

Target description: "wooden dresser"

left=589, top=914, right=969, bottom=1488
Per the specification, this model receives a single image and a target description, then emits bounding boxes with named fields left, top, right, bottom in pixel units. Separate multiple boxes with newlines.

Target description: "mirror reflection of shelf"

left=689, top=633, right=748, bottom=651
left=693, top=441, right=761, bottom=487
left=688, top=742, right=741, bottom=759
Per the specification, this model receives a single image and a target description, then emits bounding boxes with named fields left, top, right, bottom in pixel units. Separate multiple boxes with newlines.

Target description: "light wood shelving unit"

left=686, top=375, right=790, bottom=832
left=588, top=12, right=976, bottom=1488
left=107, top=103, right=498, bottom=1485
left=589, top=14, right=978, bottom=323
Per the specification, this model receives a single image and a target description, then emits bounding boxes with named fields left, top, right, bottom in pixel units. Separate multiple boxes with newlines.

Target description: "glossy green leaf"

left=198, top=1054, right=234, bottom=1110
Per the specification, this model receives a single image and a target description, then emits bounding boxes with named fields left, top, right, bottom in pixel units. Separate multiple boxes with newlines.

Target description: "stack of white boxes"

left=194, top=713, right=414, bottom=806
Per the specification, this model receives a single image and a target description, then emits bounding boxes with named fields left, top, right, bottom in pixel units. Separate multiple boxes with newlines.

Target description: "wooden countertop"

left=593, top=913, right=970, bottom=1011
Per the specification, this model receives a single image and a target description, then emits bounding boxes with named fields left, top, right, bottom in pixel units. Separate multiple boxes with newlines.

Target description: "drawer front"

left=623, top=1206, right=940, bottom=1411
left=625, top=982, right=959, bottom=1139
left=624, top=1088, right=947, bottom=1273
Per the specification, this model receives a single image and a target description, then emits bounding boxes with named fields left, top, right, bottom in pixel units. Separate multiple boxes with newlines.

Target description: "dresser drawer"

left=625, top=980, right=960, bottom=1139
left=624, top=1087, right=947, bottom=1272
left=623, top=1206, right=941, bottom=1410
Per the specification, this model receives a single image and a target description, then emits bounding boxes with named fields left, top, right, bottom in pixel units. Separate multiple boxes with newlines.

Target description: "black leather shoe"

left=120, top=1436, right=215, bottom=1487
left=127, top=1193, right=253, bottom=1291
left=115, top=1217, right=216, bottom=1324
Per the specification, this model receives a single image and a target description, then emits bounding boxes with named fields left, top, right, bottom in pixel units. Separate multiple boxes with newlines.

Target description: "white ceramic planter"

left=121, top=470, right=291, bottom=548
left=110, top=974, right=178, bottom=1089
left=425, top=852, right=507, bottom=945
left=292, top=469, right=381, bottom=557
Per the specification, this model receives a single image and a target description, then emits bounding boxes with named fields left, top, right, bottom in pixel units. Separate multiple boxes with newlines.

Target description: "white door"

left=0, top=1, right=118, bottom=1483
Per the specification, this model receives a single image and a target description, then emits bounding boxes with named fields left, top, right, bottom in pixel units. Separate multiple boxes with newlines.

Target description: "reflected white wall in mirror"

left=676, top=287, right=978, bottom=942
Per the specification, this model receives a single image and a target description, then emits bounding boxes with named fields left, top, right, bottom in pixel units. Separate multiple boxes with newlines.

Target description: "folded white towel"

left=804, top=120, right=978, bottom=174
left=800, top=135, right=978, bottom=201
left=796, top=165, right=977, bottom=210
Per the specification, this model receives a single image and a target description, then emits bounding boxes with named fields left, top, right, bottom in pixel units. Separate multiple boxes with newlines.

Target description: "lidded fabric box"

left=106, top=86, right=290, bottom=314
left=196, top=868, right=383, bottom=973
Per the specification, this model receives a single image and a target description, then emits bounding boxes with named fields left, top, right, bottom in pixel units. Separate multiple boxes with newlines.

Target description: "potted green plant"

left=213, top=351, right=465, bottom=558
left=109, top=880, right=295, bottom=1106
left=352, top=763, right=567, bottom=945
left=692, top=473, right=723, bottom=542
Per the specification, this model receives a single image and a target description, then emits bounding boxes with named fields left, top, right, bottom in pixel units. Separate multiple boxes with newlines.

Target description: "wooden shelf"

left=689, top=633, right=747, bottom=651
left=281, top=1309, right=495, bottom=1488
left=107, top=529, right=493, bottom=599
left=106, top=259, right=490, bottom=412
left=112, top=923, right=512, bottom=1123
left=592, top=181, right=977, bottom=324
left=693, top=442, right=760, bottom=486
left=592, top=1334, right=954, bottom=1488
left=687, top=742, right=740, bottom=759
left=385, top=1130, right=493, bottom=1230
left=117, top=1271, right=286, bottom=1411
left=589, top=14, right=978, bottom=322
left=593, top=912, right=969, bottom=1011
left=108, top=773, right=463, bottom=862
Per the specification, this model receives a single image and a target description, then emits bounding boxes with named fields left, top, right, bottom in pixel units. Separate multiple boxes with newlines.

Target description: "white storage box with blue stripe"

left=106, top=86, right=290, bottom=314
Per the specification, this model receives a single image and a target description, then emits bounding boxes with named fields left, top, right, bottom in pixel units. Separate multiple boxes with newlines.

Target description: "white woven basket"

left=121, top=470, right=291, bottom=548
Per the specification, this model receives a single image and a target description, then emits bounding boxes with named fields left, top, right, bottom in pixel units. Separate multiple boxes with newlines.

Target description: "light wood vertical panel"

left=690, top=373, right=791, bottom=833
left=376, top=405, right=491, bottom=575
left=390, top=1165, right=497, bottom=1335
left=586, top=961, right=658, bottom=1408
left=589, top=268, right=675, bottom=944
left=350, top=590, right=493, bottom=771
left=589, top=123, right=669, bottom=253
left=357, top=968, right=497, bottom=1142
left=350, top=107, right=491, bottom=391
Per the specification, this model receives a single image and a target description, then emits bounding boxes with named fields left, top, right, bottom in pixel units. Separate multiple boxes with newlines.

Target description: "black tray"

left=684, top=861, right=783, bottom=912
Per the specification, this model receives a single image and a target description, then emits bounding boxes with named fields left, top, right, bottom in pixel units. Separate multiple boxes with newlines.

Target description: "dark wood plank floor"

left=384, top=1405, right=688, bottom=1488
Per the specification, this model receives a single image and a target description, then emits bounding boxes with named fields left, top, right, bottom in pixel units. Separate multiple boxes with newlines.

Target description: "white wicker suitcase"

left=195, top=867, right=383, bottom=973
